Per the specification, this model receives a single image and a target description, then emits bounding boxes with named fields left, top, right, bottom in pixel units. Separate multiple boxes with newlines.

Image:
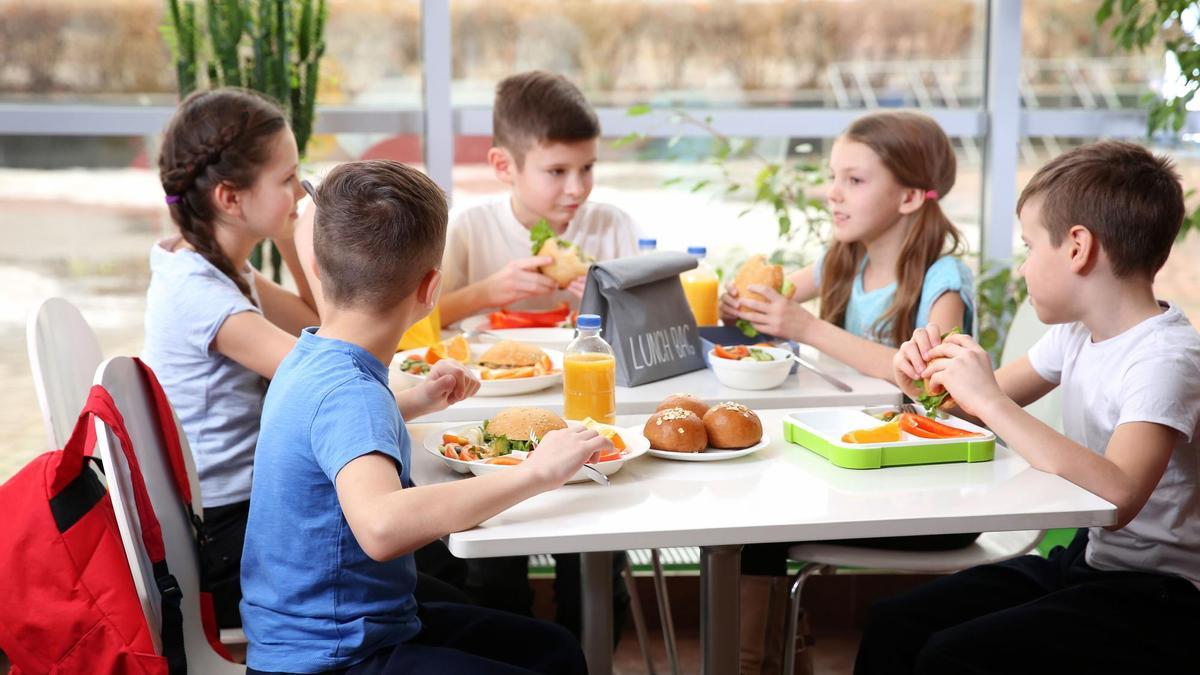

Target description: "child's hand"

left=521, top=427, right=611, bottom=489
left=719, top=281, right=740, bottom=322
left=736, top=284, right=814, bottom=340
left=566, top=275, right=587, bottom=300
left=893, top=324, right=946, bottom=400
left=921, top=333, right=1004, bottom=417
left=485, top=256, right=558, bottom=307
left=417, top=359, right=480, bottom=414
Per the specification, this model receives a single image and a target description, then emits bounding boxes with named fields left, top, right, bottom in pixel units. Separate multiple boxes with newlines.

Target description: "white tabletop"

left=394, top=346, right=902, bottom=423
left=410, top=409, right=1117, bottom=558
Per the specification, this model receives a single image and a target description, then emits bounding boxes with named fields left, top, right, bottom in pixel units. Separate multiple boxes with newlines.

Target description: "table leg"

left=700, top=544, right=742, bottom=675
left=581, top=551, right=613, bottom=675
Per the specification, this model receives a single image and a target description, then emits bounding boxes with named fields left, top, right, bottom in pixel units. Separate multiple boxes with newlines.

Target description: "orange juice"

left=680, top=272, right=720, bottom=326
left=563, top=352, right=616, bottom=424
left=397, top=305, right=442, bottom=351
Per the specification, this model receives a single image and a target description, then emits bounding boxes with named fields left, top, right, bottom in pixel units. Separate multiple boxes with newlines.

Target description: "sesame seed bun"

left=643, top=407, right=707, bottom=453
left=733, top=255, right=784, bottom=304
left=478, top=341, right=546, bottom=368
left=487, top=407, right=567, bottom=441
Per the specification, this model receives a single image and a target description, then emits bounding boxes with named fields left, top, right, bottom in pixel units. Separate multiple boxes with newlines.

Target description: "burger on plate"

left=485, top=407, right=568, bottom=452
left=477, top=341, right=555, bottom=380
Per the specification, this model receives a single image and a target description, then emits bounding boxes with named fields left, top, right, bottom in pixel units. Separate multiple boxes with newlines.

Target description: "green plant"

left=615, top=105, right=830, bottom=268
left=975, top=257, right=1029, bottom=367
left=1097, top=0, right=1200, bottom=239
left=161, top=0, right=327, bottom=280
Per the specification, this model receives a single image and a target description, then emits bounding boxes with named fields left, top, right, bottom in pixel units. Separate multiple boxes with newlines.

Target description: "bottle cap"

left=687, top=246, right=707, bottom=256
left=576, top=314, right=602, bottom=330
left=638, top=238, right=658, bottom=248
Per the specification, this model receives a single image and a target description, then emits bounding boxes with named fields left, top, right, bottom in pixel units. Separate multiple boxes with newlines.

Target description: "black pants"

left=202, top=500, right=250, bottom=629
left=248, top=602, right=586, bottom=675
left=204, top=502, right=476, bottom=629
left=855, top=529, right=1200, bottom=674
left=465, top=552, right=631, bottom=644
left=741, top=533, right=981, bottom=577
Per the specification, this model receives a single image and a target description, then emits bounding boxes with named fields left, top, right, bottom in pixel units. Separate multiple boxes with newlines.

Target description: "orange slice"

left=841, top=420, right=901, bottom=444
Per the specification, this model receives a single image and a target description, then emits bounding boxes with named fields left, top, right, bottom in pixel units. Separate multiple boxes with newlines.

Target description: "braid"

left=158, top=88, right=287, bottom=305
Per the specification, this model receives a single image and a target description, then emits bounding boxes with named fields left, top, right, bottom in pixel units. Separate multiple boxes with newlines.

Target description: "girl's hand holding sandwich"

left=736, top=284, right=814, bottom=340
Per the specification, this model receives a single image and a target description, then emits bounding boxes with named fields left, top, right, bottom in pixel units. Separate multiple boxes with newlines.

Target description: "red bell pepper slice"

left=899, top=413, right=981, bottom=439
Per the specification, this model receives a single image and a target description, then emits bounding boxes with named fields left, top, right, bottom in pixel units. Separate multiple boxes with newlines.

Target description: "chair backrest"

left=92, top=356, right=244, bottom=674
left=999, top=297, right=1063, bottom=431
left=27, top=297, right=104, bottom=449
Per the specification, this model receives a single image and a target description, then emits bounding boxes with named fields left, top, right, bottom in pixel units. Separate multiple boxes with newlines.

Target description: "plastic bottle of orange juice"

left=563, top=314, right=616, bottom=424
left=680, top=246, right=719, bottom=326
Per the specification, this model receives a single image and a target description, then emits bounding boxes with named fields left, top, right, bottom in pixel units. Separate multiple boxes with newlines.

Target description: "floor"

left=612, top=624, right=861, bottom=675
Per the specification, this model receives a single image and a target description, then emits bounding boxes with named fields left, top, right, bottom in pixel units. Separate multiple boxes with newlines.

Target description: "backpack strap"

left=131, top=358, right=232, bottom=661
left=60, top=385, right=188, bottom=675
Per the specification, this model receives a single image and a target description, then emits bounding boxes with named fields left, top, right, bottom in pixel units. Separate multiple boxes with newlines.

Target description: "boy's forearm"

left=977, top=396, right=1132, bottom=516
left=439, top=284, right=488, bottom=326
left=370, top=469, right=545, bottom=560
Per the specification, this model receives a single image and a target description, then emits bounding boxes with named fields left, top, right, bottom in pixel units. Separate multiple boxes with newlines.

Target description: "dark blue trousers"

left=249, top=602, right=586, bottom=675
left=854, top=529, right=1200, bottom=674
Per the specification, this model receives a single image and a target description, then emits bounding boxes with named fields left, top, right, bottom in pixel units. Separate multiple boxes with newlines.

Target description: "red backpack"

left=0, top=361, right=226, bottom=673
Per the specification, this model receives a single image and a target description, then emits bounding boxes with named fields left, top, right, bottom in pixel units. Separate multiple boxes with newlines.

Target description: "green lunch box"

left=783, top=406, right=995, bottom=470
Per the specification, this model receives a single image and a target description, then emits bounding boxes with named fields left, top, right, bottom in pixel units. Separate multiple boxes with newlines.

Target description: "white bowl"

left=707, top=346, right=794, bottom=390
left=460, top=314, right=576, bottom=351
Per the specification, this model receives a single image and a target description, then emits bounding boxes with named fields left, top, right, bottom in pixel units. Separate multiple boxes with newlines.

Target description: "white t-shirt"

left=143, top=240, right=266, bottom=508
left=1028, top=302, right=1200, bottom=586
left=441, top=197, right=641, bottom=316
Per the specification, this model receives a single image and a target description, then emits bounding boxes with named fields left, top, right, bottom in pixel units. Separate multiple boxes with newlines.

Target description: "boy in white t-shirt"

left=438, top=70, right=640, bottom=326
left=856, top=141, right=1200, bottom=673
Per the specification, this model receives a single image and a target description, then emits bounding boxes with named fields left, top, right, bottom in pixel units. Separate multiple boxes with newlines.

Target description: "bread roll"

left=479, top=341, right=545, bottom=368
left=487, top=407, right=567, bottom=441
left=537, top=239, right=591, bottom=288
left=643, top=408, right=707, bottom=453
left=655, top=393, right=710, bottom=419
left=702, top=402, right=763, bottom=449
left=733, top=255, right=784, bottom=304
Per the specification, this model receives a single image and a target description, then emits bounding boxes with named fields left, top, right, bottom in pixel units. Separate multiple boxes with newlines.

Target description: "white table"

left=409, top=409, right=1117, bottom=675
left=395, top=346, right=902, bottom=422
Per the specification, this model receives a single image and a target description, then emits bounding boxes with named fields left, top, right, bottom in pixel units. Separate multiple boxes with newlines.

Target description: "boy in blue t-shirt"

left=240, top=160, right=608, bottom=674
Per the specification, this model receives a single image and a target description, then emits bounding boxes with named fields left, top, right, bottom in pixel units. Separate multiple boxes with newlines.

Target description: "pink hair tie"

left=924, top=189, right=939, bottom=201
left=165, top=194, right=182, bottom=204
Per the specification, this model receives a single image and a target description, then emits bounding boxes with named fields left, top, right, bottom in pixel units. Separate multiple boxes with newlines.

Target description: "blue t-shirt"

left=240, top=329, right=419, bottom=672
left=814, top=252, right=975, bottom=345
left=142, top=241, right=266, bottom=508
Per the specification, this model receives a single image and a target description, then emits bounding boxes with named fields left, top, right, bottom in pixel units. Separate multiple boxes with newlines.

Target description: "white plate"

left=460, top=315, right=576, bottom=351
left=394, top=343, right=563, bottom=397
left=423, top=421, right=650, bottom=483
left=648, top=435, right=771, bottom=462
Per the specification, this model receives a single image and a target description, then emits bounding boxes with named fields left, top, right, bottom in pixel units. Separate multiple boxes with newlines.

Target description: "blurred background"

left=2, top=0, right=1198, bottom=478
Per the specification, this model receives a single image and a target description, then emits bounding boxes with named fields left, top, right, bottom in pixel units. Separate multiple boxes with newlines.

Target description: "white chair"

left=26, top=297, right=103, bottom=449
left=92, top=356, right=245, bottom=673
left=779, top=297, right=1057, bottom=673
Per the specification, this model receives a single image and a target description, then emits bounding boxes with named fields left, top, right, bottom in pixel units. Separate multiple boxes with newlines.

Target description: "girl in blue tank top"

left=722, top=111, right=974, bottom=382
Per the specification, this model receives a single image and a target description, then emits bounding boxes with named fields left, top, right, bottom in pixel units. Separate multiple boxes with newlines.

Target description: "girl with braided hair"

left=144, top=88, right=319, bottom=628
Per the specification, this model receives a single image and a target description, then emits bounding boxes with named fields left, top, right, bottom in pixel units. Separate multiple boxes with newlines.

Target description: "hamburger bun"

left=537, top=239, right=591, bottom=288
left=655, top=394, right=710, bottom=420
left=643, top=408, right=707, bottom=453
left=733, top=255, right=786, bottom=304
left=487, top=407, right=567, bottom=441
left=478, top=341, right=546, bottom=368
left=702, top=402, right=763, bottom=449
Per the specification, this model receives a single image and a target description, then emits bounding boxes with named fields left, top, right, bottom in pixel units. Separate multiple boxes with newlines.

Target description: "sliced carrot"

left=485, top=456, right=523, bottom=466
left=899, top=413, right=980, bottom=439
